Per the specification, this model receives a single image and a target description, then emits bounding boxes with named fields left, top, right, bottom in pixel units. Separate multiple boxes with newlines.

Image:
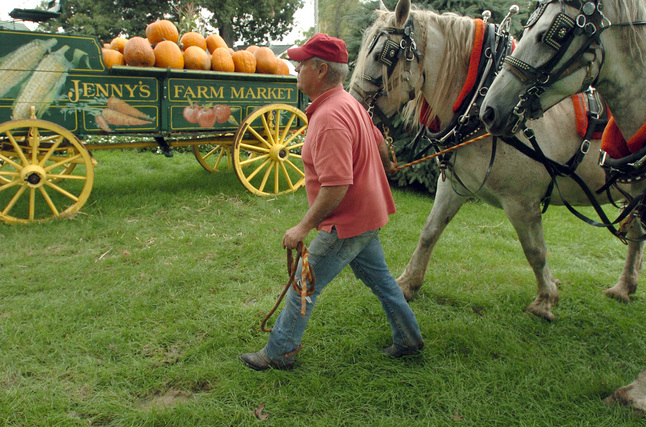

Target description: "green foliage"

left=0, top=150, right=644, bottom=424
left=38, top=0, right=303, bottom=47
left=199, top=0, right=303, bottom=46
left=40, top=0, right=178, bottom=43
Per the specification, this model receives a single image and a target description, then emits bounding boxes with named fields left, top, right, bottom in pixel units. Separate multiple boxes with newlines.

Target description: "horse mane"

left=608, top=0, right=646, bottom=63
left=351, top=7, right=475, bottom=129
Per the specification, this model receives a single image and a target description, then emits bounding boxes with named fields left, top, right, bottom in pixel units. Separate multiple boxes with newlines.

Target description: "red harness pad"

left=602, top=117, right=646, bottom=159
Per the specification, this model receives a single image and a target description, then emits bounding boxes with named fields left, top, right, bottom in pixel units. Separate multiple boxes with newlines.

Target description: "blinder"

left=543, top=13, right=576, bottom=50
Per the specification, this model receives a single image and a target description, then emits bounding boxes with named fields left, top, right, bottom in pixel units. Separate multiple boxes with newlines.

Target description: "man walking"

left=239, top=33, right=423, bottom=370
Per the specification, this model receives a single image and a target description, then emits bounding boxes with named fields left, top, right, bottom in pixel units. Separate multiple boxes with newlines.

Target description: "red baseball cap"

left=287, top=33, right=348, bottom=64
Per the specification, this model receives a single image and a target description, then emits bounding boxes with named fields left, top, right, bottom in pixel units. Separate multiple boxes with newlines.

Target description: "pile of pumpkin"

left=101, top=19, right=290, bottom=75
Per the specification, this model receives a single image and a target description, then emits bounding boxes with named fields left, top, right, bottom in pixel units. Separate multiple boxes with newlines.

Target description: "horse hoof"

left=605, top=287, right=631, bottom=303
left=527, top=304, right=556, bottom=321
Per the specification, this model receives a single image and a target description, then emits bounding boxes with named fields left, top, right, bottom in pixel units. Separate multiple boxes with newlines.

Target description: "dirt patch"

left=138, top=388, right=192, bottom=411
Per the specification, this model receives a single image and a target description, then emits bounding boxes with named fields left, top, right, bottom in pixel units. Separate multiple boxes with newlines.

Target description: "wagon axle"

left=21, top=165, right=46, bottom=187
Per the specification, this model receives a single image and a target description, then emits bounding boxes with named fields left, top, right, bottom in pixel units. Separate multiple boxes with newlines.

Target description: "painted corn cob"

left=12, top=45, right=73, bottom=120
left=0, top=38, right=57, bottom=99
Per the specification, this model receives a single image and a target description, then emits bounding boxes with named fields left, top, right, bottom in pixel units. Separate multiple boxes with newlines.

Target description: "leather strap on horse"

left=260, top=242, right=316, bottom=333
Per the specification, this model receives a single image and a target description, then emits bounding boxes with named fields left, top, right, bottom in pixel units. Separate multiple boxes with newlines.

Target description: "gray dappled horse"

left=349, top=0, right=643, bottom=321
left=480, top=0, right=646, bottom=412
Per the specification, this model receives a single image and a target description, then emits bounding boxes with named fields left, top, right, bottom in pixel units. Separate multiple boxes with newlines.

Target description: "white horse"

left=349, top=0, right=643, bottom=321
left=480, top=0, right=646, bottom=412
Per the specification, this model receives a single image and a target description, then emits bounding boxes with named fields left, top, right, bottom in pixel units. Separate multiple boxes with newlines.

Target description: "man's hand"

left=283, top=224, right=310, bottom=249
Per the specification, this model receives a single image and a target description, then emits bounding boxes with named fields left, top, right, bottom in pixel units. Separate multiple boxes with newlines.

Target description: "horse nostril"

left=481, top=106, right=496, bottom=127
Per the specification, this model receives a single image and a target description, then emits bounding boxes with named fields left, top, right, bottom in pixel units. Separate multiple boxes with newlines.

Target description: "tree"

left=318, top=0, right=362, bottom=39
left=39, top=0, right=178, bottom=43
left=199, top=0, right=303, bottom=47
left=38, top=0, right=303, bottom=47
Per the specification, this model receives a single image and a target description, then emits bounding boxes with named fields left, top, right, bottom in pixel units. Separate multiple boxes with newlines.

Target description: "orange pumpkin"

left=231, top=50, right=256, bottom=73
left=154, top=40, right=184, bottom=69
left=146, top=19, right=179, bottom=44
left=211, top=47, right=235, bottom=72
left=109, top=37, right=128, bottom=53
left=245, top=45, right=259, bottom=54
left=180, top=32, right=206, bottom=51
left=254, top=47, right=277, bottom=74
left=123, top=37, right=155, bottom=67
left=206, top=34, right=228, bottom=53
left=102, top=48, right=125, bottom=69
left=183, top=46, right=210, bottom=70
left=275, top=59, right=290, bottom=75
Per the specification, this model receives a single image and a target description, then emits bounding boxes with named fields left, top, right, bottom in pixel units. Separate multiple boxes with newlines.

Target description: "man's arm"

left=378, top=140, right=395, bottom=174
left=282, top=185, right=349, bottom=249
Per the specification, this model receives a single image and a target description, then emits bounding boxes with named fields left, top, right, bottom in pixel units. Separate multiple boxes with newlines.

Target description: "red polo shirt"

left=302, top=85, right=396, bottom=238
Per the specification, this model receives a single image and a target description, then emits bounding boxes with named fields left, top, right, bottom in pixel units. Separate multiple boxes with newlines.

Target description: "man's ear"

left=318, top=62, right=329, bottom=78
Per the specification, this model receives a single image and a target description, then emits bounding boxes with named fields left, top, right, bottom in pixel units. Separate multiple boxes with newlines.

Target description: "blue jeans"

left=263, top=228, right=423, bottom=364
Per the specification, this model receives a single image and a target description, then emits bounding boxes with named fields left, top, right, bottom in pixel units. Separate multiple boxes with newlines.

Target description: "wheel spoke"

left=273, top=162, right=280, bottom=194
left=47, top=173, right=87, bottom=181
left=0, top=179, right=22, bottom=191
left=0, top=152, right=23, bottom=170
left=3, top=185, right=27, bottom=215
left=285, top=159, right=305, bottom=177
left=272, top=110, right=281, bottom=143
left=28, top=188, right=35, bottom=221
left=246, top=125, right=272, bottom=150
left=239, top=143, right=270, bottom=154
left=279, top=161, right=295, bottom=190
left=279, top=112, right=297, bottom=143
left=29, top=127, right=41, bottom=163
left=260, top=113, right=276, bottom=146
left=257, top=160, right=274, bottom=193
left=240, top=153, right=269, bottom=167
left=39, top=186, right=60, bottom=216
left=43, top=180, right=80, bottom=202
left=39, top=135, right=65, bottom=166
left=285, top=141, right=304, bottom=151
left=246, top=158, right=272, bottom=182
left=6, top=132, right=29, bottom=165
left=44, top=153, right=83, bottom=172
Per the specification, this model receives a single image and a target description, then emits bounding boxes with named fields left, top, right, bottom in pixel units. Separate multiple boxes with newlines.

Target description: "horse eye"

left=536, top=31, right=546, bottom=43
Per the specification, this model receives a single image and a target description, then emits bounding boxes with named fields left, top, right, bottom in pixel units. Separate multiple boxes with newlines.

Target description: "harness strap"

left=502, top=128, right=646, bottom=242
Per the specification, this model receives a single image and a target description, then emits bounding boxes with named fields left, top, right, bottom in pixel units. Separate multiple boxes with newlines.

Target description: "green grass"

left=1, top=149, right=645, bottom=426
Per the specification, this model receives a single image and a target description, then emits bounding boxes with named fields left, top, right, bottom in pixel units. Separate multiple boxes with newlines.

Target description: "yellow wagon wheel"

left=0, top=119, right=95, bottom=224
left=232, top=104, right=307, bottom=196
left=192, top=140, right=232, bottom=172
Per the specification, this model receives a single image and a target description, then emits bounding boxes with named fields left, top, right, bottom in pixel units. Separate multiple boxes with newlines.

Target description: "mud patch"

left=138, top=389, right=192, bottom=411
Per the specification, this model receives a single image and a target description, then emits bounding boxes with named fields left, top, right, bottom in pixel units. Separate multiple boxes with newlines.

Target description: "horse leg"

left=605, top=220, right=644, bottom=302
left=603, top=368, right=646, bottom=413
left=397, top=178, right=466, bottom=301
left=503, top=201, right=560, bottom=321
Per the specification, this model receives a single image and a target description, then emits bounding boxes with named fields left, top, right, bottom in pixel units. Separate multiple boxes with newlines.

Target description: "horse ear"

left=395, top=0, right=410, bottom=27
left=379, top=0, right=389, bottom=12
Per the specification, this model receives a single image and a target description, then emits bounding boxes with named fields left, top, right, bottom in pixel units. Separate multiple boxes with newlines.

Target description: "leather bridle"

left=503, top=0, right=646, bottom=132
left=351, top=18, right=421, bottom=131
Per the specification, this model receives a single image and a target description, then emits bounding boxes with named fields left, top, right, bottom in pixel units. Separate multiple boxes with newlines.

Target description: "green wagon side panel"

left=0, top=29, right=304, bottom=138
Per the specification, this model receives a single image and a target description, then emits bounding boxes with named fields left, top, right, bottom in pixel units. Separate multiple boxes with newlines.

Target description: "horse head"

left=480, top=0, right=634, bottom=136
left=349, top=0, right=425, bottom=129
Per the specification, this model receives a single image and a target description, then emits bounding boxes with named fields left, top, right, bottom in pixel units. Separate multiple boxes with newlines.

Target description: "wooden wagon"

left=0, top=24, right=308, bottom=224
